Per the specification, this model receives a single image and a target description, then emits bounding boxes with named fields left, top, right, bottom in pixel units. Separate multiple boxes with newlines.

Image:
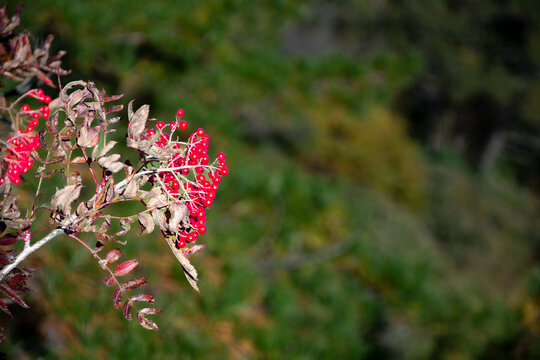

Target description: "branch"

left=0, top=228, right=64, bottom=281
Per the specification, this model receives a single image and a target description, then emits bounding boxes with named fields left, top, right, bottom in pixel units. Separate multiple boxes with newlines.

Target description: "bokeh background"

left=1, top=0, right=540, bottom=358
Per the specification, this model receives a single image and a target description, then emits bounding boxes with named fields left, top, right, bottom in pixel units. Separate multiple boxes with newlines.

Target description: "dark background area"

left=1, top=1, right=540, bottom=359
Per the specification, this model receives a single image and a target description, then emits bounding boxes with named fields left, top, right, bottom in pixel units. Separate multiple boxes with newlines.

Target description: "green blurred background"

left=2, top=0, right=540, bottom=358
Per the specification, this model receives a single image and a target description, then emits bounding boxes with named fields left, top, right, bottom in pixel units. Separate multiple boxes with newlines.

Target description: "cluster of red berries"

left=0, top=89, right=49, bottom=185
left=146, top=108, right=229, bottom=248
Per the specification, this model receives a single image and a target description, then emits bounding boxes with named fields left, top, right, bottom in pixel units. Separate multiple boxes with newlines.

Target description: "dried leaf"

left=137, top=313, right=160, bottom=331
left=122, top=277, right=148, bottom=291
left=0, top=283, right=29, bottom=308
left=97, top=153, right=125, bottom=173
left=138, top=212, right=154, bottom=234
left=78, top=126, right=100, bottom=148
left=114, top=217, right=133, bottom=237
left=122, top=300, right=133, bottom=321
left=51, top=182, right=82, bottom=214
left=164, top=236, right=200, bottom=292
left=127, top=102, right=149, bottom=139
left=123, top=179, right=139, bottom=199
left=105, top=248, right=121, bottom=264
left=105, top=161, right=125, bottom=173
left=182, top=244, right=206, bottom=259
left=113, top=289, right=123, bottom=309
left=168, top=203, right=188, bottom=233
left=151, top=210, right=168, bottom=232
left=96, top=141, right=117, bottom=160
left=113, top=259, right=139, bottom=277
left=130, top=294, right=155, bottom=303
left=45, top=155, right=66, bottom=165
left=70, top=156, right=87, bottom=164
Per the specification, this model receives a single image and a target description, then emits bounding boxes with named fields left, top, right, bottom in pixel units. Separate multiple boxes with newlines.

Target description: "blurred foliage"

left=0, top=0, right=539, bottom=358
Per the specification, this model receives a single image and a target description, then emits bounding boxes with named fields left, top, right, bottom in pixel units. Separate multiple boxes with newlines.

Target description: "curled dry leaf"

left=168, top=203, right=188, bottom=233
left=151, top=210, right=168, bottom=232
left=164, top=236, right=200, bottom=293
left=51, top=181, right=82, bottom=215
left=137, top=212, right=154, bottom=234
left=182, top=244, right=206, bottom=259
left=127, top=101, right=149, bottom=140
left=77, top=126, right=100, bottom=148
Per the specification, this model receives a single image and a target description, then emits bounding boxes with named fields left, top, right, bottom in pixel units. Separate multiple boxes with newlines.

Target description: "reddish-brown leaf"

left=112, top=289, right=123, bottom=309
left=130, top=294, right=155, bottom=303
left=107, top=105, right=123, bottom=114
left=0, top=283, right=28, bottom=308
left=0, top=233, right=18, bottom=246
left=122, top=300, right=133, bottom=321
left=0, top=299, right=11, bottom=317
left=102, top=275, right=114, bottom=287
left=113, top=259, right=138, bottom=277
left=6, top=270, right=31, bottom=294
left=122, top=277, right=147, bottom=291
left=137, top=313, right=160, bottom=331
left=105, top=249, right=121, bottom=264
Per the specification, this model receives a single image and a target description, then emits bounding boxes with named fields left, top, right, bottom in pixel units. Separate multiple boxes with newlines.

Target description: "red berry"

left=32, top=112, right=40, bottom=120
left=179, top=120, right=188, bottom=130
left=177, top=238, right=186, bottom=248
left=44, top=96, right=52, bottom=104
left=198, top=225, right=206, bottom=234
left=176, top=108, right=185, bottom=117
left=169, top=121, right=177, bottom=130
left=36, top=88, right=44, bottom=96
left=156, top=121, right=165, bottom=129
left=196, top=128, right=204, bottom=137
left=219, top=167, right=229, bottom=176
left=21, top=104, right=30, bottom=112
left=217, top=152, right=225, bottom=160
left=187, top=232, right=198, bottom=242
left=171, top=180, right=180, bottom=191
